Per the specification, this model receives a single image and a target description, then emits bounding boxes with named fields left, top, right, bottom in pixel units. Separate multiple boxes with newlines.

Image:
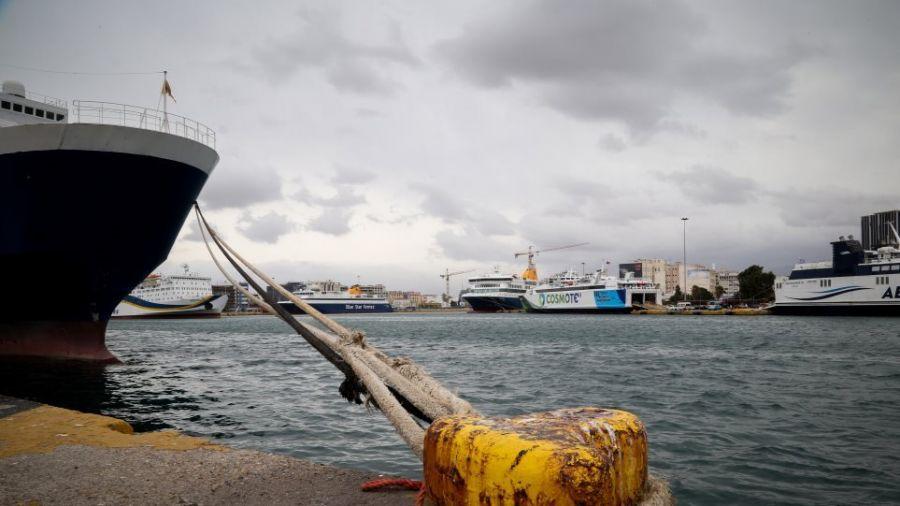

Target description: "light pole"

left=681, top=217, right=689, bottom=302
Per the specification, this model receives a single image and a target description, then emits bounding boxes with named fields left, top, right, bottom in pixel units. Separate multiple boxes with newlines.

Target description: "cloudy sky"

left=2, top=0, right=898, bottom=293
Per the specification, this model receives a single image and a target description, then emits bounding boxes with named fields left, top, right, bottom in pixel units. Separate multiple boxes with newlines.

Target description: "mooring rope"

left=194, top=204, right=478, bottom=459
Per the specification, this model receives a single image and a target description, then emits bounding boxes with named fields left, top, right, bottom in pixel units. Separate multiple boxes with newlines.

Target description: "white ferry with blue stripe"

left=278, top=283, right=392, bottom=314
left=112, top=269, right=227, bottom=319
left=773, top=229, right=900, bottom=316
left=520, top=269, right=661, bottom=314
left=460, top=268, right=535, bottom=312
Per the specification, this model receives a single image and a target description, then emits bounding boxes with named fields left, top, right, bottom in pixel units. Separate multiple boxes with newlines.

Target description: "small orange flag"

left=162, top=79, right=176, bottom=102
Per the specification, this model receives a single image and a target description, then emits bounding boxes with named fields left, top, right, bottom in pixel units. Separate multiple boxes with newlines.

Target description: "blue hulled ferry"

left=277, top=283, right=393, bottom=314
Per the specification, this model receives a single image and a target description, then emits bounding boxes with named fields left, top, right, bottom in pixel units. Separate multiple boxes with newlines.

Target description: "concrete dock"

left=0, top=395, right=416, bottom=505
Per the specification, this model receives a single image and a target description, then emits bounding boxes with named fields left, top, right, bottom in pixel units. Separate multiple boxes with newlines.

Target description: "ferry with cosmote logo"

left=112, top=267, right=227, bottom=319
left=520, top=268, right=662, bottom=314
left=773, top=227, right=900, bottom=316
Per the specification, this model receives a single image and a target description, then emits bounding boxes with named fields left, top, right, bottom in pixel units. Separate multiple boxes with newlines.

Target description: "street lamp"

left=681, top=217, right=689, bottom=302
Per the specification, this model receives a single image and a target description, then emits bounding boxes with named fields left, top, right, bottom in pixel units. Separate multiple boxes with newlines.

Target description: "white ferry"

left=277, top=282, right=392, bottom=314
left=460, top=268, right=535, bottom=312
left=113, top=267, right=226, bottom=318
left=520, top=268, right=662, bottom=314
left=773, top=228, right=900, bottom=316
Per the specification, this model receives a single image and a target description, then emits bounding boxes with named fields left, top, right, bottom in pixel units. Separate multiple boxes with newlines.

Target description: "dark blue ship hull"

left=0, top=149, right=209, bottom=360
left=463, top=296, right=523, bottom=312
left=277, top=300, right=393, bottom=314
left=771, top=304, right=900, bottom=316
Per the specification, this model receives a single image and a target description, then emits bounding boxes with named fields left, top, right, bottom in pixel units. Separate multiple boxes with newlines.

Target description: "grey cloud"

left=660, top=165, right=762, bottom=205
left=474, top=211, right=516, bottom=236
left=435, top=226, right=512, bottom=262
left=237, top=211, right=294, bottom=243
left=180, top=221, right=204, bottom=242
left=317, top=186, right=366, bottom=208
left=355, top=108, right=384, bottom=118
left=409, top=183, right=467, bottom=222
left=770, top=189, right=898, bottom=228
left=436, top=0, right=806, bottom=133
left=309, top=209, right=353, bottom=236
left=294, top=185, right=366, bottom=208
left=199, top=165, right=283, bottom=210
left=332, top=165, right=376, bottom=185
left=254, top=9, right=418, bottom=94
left=410, top=182, right=516, bottom=235
left=598, top=133, right=627, bottom=152
left=656, top=120, right=706, bottom=139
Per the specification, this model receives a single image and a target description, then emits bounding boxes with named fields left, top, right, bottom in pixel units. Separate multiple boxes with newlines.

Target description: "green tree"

left=691, top=285, right=715, bottom=302
left=715, top=284, right=726, bottom=299
left=665, top=285, right=684, bottom=305
left=738, top=265, right=776, bottom=301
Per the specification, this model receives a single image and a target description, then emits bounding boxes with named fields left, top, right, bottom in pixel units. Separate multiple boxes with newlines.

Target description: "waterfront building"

left=665, top=262, right=718, bottom=295
left=387, top=290, right=431, bottom=308
left=619, top=259, right=668, bottom=292
left=861, top=210, right=900, bottom=250
left=665, top=263, right=681, bottom=296
left=266, top=281, right=304, bottom=302
left=716, top=271, right=740, bottom=298
left=213, top=281, right=254, bottom=312
left=684, top=264, right=717, bottom=294
left=212, top=284, right=237, bottom=312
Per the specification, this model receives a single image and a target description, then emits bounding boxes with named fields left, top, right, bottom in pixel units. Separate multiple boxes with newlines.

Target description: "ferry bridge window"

left=56, top=113, right=65, bottom=121
left=35, top=109, right=44, bottom=118
left=12, top=103, right=22, bottom=112
left=1, top=101, right=9, bottom=109
left=873, top=266, right=881, bottom=272
left=893, top=265, right=899, bottom=271
left=24, top=106, right=33, bottom=115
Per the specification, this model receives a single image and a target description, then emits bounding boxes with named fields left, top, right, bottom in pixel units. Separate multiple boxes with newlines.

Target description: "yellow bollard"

left=424, top=407, right=649, bottom=505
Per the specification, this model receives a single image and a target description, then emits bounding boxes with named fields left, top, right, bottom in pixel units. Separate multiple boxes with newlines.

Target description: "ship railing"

left=70, top=100, right=216, bottom=150
left=22, top=90, right=68, bottom=109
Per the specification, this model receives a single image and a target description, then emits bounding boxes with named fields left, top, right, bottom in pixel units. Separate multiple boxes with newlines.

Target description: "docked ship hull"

left=462, top=295, right=523, bottom=312
left=112, top=294, right=228, bottom=319
left=774, top=276, right=900, bottom=316
left=770, top=303, right=900, bottom=316
left=0, top=123, right=218, bottom=360
left=520, top=288, right=635, bottom=314
left=277, top=300, right=393, bottom=315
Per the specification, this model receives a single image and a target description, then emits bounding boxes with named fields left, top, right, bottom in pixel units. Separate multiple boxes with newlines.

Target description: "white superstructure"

left=460, top=267, right=535, bottom=312
left=113, top=267, right=226, bottom=318
left=774, top=228, right=900, bottom=315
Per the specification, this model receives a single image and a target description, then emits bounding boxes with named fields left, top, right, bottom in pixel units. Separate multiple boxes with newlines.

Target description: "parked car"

left=675, top=302, right=693, bottom=311
left=705, top=302, right=723, bottom=310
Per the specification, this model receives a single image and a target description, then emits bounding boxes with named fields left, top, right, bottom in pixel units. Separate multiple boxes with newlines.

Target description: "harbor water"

left=3, top=313, right=899, bottom=504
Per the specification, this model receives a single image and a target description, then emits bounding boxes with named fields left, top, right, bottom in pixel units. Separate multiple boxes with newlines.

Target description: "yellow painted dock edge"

left=424, top=407, right=648, bottom=505
left=0, top=404, right=222, bottom=458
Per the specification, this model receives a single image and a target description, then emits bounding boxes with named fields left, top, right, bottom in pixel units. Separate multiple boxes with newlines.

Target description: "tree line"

left=665, top=264, right=776, bottom=305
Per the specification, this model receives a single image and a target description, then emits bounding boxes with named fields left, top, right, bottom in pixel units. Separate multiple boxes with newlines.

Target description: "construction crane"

left=439, top=268, right=475, bottom=305
left=514, top=242, right=589, bottom=281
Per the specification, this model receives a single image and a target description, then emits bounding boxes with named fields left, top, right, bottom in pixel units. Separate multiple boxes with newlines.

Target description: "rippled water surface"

left=4, top=313, right=900, bottom=504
